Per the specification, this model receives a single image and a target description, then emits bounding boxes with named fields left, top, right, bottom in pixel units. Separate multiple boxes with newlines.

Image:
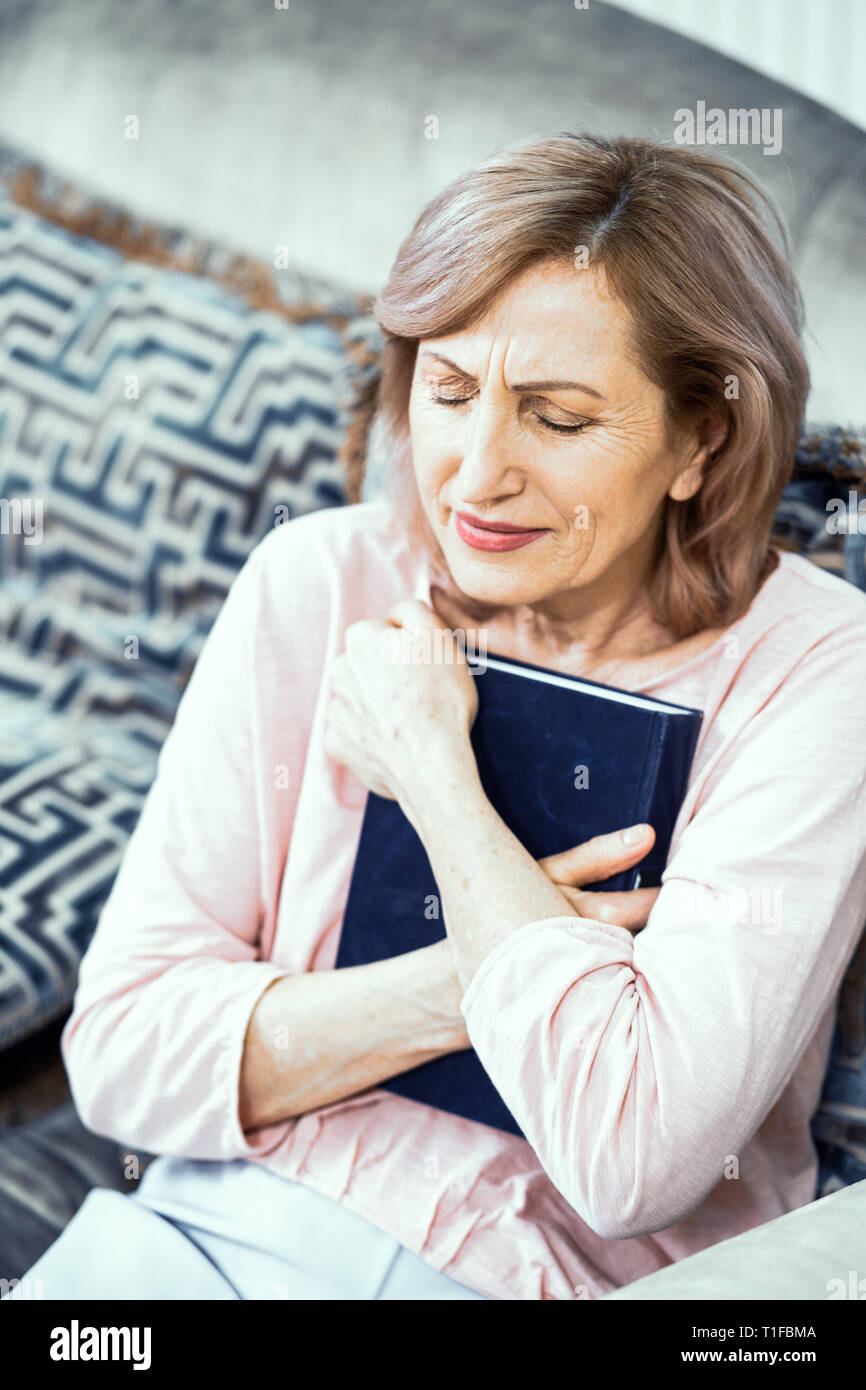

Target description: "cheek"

left=409, top=404, right=454, bottom=492
left=562, top=438, right=665, bottom=526
left=538, top=457, right=613, bottom=538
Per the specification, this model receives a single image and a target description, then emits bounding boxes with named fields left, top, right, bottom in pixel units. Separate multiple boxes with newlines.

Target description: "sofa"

left=0, top=0, right=864, bottom=1297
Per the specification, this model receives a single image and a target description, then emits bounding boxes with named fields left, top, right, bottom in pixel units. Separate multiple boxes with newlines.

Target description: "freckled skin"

left=408, top=259, right=726, bottom=684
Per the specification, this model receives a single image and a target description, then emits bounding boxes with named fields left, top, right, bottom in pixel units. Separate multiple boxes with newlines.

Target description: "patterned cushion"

left=0, top=203, right=355, bottom=694
left=0, top=691, right=163, bottom=1048
left=813, top=933, right=866, bottom=1197
left=0, top=189, right=361, bottom=1047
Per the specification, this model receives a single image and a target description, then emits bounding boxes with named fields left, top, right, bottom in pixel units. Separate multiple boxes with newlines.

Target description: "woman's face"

left=408, top=258, right=710, bottom=614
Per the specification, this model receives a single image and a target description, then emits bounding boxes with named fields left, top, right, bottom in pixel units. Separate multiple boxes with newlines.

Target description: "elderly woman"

left=10, top=133, right=866, bottom=1302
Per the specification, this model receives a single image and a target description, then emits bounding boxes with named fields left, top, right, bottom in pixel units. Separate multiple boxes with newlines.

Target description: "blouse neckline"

left=409, top=544, right=792, bottom=696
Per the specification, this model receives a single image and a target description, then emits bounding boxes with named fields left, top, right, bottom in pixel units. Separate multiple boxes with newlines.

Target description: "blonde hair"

left=370, top=132, right=810, bottom=639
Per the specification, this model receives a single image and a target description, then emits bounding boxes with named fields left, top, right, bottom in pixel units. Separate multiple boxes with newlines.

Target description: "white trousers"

left=3, top=1155, right=489, bottom=1301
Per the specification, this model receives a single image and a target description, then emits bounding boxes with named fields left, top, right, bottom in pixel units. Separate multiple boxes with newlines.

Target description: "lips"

left=454, top=511, right=549, bottom=553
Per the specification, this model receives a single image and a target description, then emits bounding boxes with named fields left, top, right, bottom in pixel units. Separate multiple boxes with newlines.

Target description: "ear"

left=668, top=413, right=728, bottom=503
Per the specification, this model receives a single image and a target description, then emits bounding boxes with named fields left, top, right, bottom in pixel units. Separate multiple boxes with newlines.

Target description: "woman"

left=10, top=133, right=866, bottom=1302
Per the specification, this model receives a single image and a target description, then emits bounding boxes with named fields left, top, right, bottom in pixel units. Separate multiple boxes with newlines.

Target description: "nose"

left=452, top=389, right=524, bottom=506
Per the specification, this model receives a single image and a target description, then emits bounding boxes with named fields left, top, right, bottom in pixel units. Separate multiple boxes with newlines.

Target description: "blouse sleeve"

left=458, top=622, right=866, bottom=1239
left=61, top=529, right=305, bottom=1160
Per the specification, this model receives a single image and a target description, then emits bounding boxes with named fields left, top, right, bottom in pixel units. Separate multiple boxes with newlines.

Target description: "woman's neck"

left=428, top=572, right=724, bottom=687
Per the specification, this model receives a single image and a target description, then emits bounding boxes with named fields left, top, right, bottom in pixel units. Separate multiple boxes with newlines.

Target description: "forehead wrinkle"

left=423, top=261, right=646, bottom=401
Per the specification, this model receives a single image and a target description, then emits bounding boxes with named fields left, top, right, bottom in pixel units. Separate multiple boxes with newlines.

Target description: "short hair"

left=370, top=132, right=810, bottom=639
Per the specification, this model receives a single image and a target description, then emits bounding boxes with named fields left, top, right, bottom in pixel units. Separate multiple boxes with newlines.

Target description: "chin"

left=443, top=549, right=558, bottom=608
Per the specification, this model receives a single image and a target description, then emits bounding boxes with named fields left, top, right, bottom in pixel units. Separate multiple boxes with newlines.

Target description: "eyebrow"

left=419, top=351, right=605, bottom=400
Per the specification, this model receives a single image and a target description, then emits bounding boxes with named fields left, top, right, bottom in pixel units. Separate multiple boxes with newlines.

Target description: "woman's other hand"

left=429, top=819, right=660, bottom=1043
left=539, top=823, right=660, bottom=935
left=325, top=600, right=478, bottom=802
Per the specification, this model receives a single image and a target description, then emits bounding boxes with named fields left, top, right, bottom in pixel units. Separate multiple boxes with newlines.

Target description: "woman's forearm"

left=238, top=940, right=468, bottom=1132
left=399, top=735, right=580, bottom=992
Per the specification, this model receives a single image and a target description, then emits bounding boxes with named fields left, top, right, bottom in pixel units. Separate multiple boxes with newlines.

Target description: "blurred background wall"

left=0, top=0, right=862, bottom=419
left=615, top=0, right=866, bottom=130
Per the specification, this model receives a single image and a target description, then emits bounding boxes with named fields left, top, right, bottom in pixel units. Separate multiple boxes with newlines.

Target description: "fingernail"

left=622, top=824, right=650, bottom=845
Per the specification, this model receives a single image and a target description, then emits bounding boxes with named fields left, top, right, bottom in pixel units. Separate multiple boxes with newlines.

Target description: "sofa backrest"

left=0, top=192, right=357, bottom=726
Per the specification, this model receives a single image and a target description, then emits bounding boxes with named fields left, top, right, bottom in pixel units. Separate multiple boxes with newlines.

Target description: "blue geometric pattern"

left=0, top=191, right=352, bottom=1048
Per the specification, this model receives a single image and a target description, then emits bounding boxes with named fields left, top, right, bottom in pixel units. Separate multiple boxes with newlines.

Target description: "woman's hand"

left=325, top=600, right=478, bottom=804
left=327, top=601, right=660, bottom=936
left=326, top=600, right=660, bottom=993
left=429, top=821, right=660, bottom=1033
left=539, top=824, right=661, bottom=935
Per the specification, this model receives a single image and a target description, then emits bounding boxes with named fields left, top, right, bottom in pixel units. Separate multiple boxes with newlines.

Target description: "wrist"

left=397, top=731, right=483, bottom=839
left=410, top=941, right=471, bottom=1050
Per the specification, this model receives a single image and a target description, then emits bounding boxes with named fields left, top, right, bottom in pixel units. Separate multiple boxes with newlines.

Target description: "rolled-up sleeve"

left=61, top=533, right=299, bottom=1160
left=460, top=625, right=866, bottom=1240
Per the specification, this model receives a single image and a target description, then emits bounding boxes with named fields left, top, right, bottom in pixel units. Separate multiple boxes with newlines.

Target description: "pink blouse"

left=61, top=501, right=866, bottom=1301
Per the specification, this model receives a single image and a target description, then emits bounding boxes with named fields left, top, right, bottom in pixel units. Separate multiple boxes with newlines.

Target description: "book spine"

left=628, top=713, right=667, bottom=890
left=594, top=715, right=658, bottom=894
left=638, top=712, right=702, bottom=887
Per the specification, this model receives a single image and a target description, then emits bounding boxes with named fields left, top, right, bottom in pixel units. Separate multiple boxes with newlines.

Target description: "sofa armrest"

left=603, top=1180, right=866, bottom=1300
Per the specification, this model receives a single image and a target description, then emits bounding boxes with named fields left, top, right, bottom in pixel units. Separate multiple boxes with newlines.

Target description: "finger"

left=569, top=887, right=661, bottom=930
left=328, top=685, right=356, bottom=721
left=328, top=665, right=356, bottom=706
left=325, top=688, right=365, bottom=745
left=558, top=886, right=640, bottom=935
left=386, top=599, right=446, bottom=632
left=539, top=823, right=656, bottom=888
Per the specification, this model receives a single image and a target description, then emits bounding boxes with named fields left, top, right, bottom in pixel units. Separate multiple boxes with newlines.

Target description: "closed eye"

left=427, top=389, right=590, bottom=436
left=534, top=416, right=590, bottom=436
left=429, top=392, right=474, bottom=407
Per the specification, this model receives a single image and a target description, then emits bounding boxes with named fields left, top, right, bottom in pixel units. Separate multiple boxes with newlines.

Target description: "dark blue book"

left=335, top=652, right=703, bottom=1137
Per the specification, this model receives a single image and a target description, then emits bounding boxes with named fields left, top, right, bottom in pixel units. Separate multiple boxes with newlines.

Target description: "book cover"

left=335, top=652, right=703, bottom=1136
